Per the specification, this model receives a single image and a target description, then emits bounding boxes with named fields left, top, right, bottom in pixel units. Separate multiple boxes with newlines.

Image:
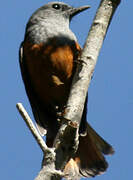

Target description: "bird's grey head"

left=25, top=1, right=90, bottom=43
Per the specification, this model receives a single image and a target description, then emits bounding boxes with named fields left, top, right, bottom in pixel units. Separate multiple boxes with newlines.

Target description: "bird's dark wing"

left=19, top=42, right=54, bottom=136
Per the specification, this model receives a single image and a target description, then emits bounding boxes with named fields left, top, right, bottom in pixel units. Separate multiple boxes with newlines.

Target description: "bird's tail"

left=64, top=123, right=114, bottom=178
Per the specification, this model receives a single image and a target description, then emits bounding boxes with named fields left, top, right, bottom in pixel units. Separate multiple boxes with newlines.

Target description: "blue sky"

left=1, top=0, right=132, bottom=179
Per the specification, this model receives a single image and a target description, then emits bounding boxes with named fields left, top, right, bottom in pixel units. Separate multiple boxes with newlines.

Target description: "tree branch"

left=17, top=0, right=121, bottom=180
left=16, top=103, right=63, bottom=180
left=16, top=103, right=48, bottom=152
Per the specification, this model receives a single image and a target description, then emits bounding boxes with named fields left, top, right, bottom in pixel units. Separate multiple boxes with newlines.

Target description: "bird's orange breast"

left=23, top=39, right=80, bottom=108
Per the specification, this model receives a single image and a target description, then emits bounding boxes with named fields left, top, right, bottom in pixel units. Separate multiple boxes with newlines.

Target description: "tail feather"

left=64, top=123, right=114, bottom=178
left=87, top=124, right=114, bottom=155
left=75, top=131, right=108, bottom=177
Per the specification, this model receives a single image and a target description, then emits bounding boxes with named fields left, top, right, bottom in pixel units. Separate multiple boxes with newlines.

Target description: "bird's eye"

left=52, top=4, right=61, bottom=10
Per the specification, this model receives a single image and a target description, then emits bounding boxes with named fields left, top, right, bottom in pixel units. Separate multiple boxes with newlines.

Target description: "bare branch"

left=16, top=103, right=63, bottom=180
left=16, top=103, right=48, bottom=153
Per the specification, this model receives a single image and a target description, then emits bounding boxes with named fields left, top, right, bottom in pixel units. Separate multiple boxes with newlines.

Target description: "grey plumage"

left=25, top=2, right=83, bottom=43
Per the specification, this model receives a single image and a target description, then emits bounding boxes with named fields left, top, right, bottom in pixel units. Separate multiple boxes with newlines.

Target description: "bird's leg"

left=55, top=105, right=68, bottom=122
left=74, top=58, right=87, bottom=66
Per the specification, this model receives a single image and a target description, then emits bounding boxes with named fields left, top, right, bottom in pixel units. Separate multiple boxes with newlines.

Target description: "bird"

left=19, top=1, right=114, bottom=178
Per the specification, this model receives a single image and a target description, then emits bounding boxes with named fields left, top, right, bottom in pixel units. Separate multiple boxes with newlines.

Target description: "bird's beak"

left=69, top=5, right=90, bottom=19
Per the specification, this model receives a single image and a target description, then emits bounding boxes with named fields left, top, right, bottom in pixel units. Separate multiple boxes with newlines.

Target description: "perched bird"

left=19, top=1, right=114, bottom=178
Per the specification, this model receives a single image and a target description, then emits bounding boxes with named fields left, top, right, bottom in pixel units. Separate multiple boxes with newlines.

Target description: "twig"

left=16, top=103, right=49, bottom=153
left=16, top=103, right=63, bottom=180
